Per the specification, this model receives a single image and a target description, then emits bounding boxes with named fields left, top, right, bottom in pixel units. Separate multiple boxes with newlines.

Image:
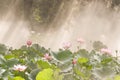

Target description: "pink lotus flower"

left=44, top=53, right=52, bottom=60
left=63, top=42, right=71, bottom=50
left=77, top=38, right=85, bottom=44
left=13, top=64, right=27, bottom=72
left=100, top=48, right=111, bottom=54
left=27, top=40, right=32, bottom=46
left=72, top=59, right=77, bottom=64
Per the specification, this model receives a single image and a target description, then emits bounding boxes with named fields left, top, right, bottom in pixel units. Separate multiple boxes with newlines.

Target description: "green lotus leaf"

left=36, top=68, right=53, bottom=80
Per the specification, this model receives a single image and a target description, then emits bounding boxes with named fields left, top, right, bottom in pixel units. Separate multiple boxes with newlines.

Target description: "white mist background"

left=0, top=0, right=120, bottom=55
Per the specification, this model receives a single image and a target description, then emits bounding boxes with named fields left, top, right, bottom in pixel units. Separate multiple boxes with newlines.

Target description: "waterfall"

left=35, top=0, right=120, bottom=53
left=0, top=0, right=120, bottom=54
left=0, top=0, right=30, bottom=48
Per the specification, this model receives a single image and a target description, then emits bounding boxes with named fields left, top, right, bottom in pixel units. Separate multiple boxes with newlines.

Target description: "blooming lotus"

left=72, top=59, right=77, bottom=64
left=63, top=42, right=71, bottom=50
left=100, top=48, right=111, bottom=54
left=27, top=40, right=32, bottom=46
left=13, top=64, right=27, bottom=72
left=44, top=53, right=52, bottom=60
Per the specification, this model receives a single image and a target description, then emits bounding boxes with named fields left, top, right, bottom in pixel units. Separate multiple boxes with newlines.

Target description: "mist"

left=0, top=0, right=30, bottom=48
left=0, top=0, right=120, bottom=54
left=35, top=0, right=120, bottom=52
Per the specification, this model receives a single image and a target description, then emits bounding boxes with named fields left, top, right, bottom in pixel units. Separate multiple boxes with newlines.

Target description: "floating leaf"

left=114, top=75, right=120, bottom=80
left=13, top=76, right=25, bottom=80
left=78, top=57, right=88, bottom=64
left=52, top=50, right=72, bottom=61
left=74, top=67, right=85, bottom=78
left=32, top=44, right=48, bottom=54
left=6, top=58, right=18, bottom=67
left=77, top=49, right=89, bottom=58
left=4, top=54, right=15, bottom=60
left=0, top=55, right=6, bottom=64
left=30, top=68, right=41, bottom=80
left=37, top=60, right=51, bottom=69
left=93, top=41, right=107, bottom=51
left=0, top=44, right=7, bottom=55
left=36, top=68, right=53, bottom=80
left=53, top=69, right=63, bottom=80
left=101, top=58, right=112, bottom=65
left=94, top=67, right=115, bottom=79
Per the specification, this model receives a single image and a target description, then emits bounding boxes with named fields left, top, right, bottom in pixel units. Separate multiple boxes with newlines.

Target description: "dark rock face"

left=24, top=0, right=33, bottom=21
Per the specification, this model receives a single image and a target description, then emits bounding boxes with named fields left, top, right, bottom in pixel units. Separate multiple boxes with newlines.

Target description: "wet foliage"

left=0, top=41, right=120, bottom=80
